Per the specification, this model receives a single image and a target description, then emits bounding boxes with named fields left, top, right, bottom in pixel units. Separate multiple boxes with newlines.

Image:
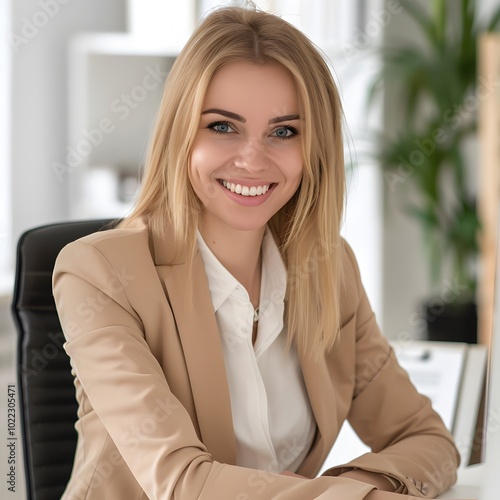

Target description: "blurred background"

left=3, top=0, right=500, bottom=338
left=1, top=1, right=500, bottom=497
left=2, top=0, right=500, bottom=357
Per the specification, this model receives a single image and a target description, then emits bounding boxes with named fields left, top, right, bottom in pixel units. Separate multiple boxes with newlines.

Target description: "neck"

left=199, top=217, right=265, bottom=304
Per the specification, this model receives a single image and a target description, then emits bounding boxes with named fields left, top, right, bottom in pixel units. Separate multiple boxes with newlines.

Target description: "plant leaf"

left=398, top=0, right=438, bottom=45
left=485, top=5, right=500, bottom=31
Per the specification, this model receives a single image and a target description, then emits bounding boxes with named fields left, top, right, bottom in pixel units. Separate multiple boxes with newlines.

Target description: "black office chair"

left=11, top=219, right=115, bottom=500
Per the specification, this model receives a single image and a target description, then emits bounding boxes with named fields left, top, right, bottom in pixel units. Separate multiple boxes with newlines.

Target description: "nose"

left=232, top=138, right=270, bottom=173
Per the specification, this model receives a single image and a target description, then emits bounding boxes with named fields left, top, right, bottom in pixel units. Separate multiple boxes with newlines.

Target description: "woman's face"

left=189, top=60, right=303, bottom=233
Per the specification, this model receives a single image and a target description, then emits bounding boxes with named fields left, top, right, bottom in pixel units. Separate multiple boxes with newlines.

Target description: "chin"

left=232, top=223, right=269, bottom=233
left=221, top=217, right=270, bottom=233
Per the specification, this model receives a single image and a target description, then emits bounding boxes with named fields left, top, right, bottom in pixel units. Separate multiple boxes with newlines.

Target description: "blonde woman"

left=53, top=6, right=459, bottom=499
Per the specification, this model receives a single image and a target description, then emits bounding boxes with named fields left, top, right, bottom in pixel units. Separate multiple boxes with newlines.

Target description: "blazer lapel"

left=152, top=226, right=236, bottom=465
left=149, top=220, right=339, bottom=473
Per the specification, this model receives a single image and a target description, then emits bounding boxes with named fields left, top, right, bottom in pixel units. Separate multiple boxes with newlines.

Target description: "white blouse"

left=196, top=227, right=316, bottom=473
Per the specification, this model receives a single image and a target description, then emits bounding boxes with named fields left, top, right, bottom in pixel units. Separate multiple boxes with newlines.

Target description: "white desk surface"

left=436, top=464, right=484, bottom=499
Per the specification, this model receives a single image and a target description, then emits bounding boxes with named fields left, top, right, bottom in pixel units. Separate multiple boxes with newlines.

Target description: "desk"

left=436, top=464, right=484, bottom=499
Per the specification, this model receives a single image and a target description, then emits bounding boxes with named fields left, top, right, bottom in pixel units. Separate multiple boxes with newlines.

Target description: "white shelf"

left=70, top=32, right=180, bottom=57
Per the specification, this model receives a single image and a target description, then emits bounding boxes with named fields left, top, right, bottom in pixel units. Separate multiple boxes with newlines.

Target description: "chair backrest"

left=11, top=219, right=115, bottom=500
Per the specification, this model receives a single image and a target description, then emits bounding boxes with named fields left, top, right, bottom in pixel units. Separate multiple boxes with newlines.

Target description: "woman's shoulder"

left=55, top=217, right=154, bottom=272
left=338, top=238, right=365, bottom=322
left=339, top=238, right=362, bottom=291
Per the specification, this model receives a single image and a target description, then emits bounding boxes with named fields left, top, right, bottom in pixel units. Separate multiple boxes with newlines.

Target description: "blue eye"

left=207, top=121, right=234, bottom=134
left=273, top=126, right=298, bottom=140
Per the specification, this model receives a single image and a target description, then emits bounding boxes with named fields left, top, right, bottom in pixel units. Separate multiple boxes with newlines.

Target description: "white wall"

left=9, top=0, right=127, bottom=267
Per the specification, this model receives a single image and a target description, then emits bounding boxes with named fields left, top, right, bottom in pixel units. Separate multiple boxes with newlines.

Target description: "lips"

left=218, top=179, right=275, bottom=197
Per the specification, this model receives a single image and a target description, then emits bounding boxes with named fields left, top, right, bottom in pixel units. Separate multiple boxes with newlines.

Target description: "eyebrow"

left=202, top=108, right=300, bottom=125
left=202, top=108, right=246, bottom=123
left=268, top=114, right=300, bottom=124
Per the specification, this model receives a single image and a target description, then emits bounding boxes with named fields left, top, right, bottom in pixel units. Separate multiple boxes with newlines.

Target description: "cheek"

left=285, top=148, right=304, bottom=184
left=188, top=149, right=206, bottom=199
left=189, top=143, right=208, bottom=176
left=189, top=142, right=213, bottom=186
left=190, top=140, right=230, bottom=179
left=292, top=159, right=303, bottom=179
left=189, top=146, right=221, bottom=204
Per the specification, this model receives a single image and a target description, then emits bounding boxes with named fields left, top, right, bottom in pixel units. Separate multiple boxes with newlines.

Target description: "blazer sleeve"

left=322, top=241, right=461, bottom=498
left=54, top=238, right=387, bottom=500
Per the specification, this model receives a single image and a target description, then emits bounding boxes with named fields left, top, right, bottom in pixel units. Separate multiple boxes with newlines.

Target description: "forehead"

left=203, top=61, right=299, bottom=117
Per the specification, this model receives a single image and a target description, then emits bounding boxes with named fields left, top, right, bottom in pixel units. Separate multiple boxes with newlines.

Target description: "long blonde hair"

left=122, top=6, right=346, bottom=356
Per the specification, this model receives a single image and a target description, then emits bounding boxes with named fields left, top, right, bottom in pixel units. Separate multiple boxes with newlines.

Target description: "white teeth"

left=220, top=180, right=271, bottom=197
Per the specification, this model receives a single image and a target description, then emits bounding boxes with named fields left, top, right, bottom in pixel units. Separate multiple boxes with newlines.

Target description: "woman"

left=53, top=6, right=460, bottom=499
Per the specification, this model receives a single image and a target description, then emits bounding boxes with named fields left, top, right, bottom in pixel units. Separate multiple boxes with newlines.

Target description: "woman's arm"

left=339, top=470, right=400, bottom=492
left=321, top=241, right=461, bottom=497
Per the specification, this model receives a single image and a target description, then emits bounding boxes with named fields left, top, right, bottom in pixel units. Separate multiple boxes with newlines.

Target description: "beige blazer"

left=53, top=218, right=459, bottom=500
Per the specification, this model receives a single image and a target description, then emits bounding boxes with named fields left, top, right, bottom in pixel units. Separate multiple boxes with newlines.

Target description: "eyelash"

left=207, top=121, right=235, bottom=135
left=275, top=125, right=299, bottom=140
left=206, top=121, right=299, bottom=140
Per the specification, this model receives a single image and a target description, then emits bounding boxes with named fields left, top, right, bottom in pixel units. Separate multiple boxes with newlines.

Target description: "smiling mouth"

left=218, top=179, right=275, bottom=197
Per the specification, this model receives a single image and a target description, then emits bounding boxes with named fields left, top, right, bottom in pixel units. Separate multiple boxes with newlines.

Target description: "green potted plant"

left=369, top=0, right=500, bottom=342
